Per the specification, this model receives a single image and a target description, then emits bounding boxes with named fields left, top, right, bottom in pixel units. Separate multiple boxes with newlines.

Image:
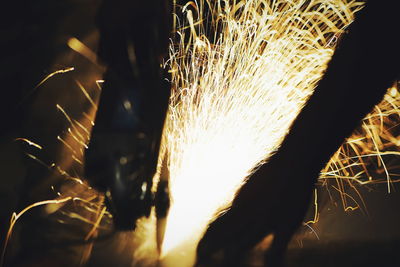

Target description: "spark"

left=16, top=67, right=74, bottom=108
left=58, top=135, right=79, bottom=156
left=25, top=153, right=51, bottom=169
left=67, top=127, right=89, bottom=149
left=73, top=118, right=91, bottom=137
left=83, top=111, right=95, bottom=126
left=85, top=206, right=107, bottom=240
left=75, top=80, right=98, bottom=111
left=67, top=37, right=99, bottom=65
left=332, top=185, right=363, bottom=213
left=1, top=197, right=73, bottom=266
left=34, top=67, right=75, bottom=90
left=72, top=154, right=84, bottom=165
left=56, top=104, right=75, bottom=126
left=14, top=138, right=43, bottom=150
left=95, top=80, right=104, bottom=91
left=389, top=86, right=398, bottom=98
left=57, top=104, right=90, bottom=149
left=302, top=222, right=320, bottom=240
left=305, top=189, right=320, bottom=225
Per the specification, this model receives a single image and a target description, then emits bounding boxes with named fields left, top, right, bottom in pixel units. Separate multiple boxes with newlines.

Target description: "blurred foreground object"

left=84, top=0, right=172, bottom=230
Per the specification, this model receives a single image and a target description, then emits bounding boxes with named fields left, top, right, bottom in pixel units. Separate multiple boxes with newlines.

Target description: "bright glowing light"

left=159, top=0, right=363, bottom=265
left=7, top=2, right=400, bottom=266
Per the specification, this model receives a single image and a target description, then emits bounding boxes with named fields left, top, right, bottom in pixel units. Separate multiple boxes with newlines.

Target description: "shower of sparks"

left=320, top=82, right=400, bottom=212
left=159, top=0, right=365, bottom=264
left=5, top=1, right=400, bottom=266
left=2, top=67, right=111, bottom=265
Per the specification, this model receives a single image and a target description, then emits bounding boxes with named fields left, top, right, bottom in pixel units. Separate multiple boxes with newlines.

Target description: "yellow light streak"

left=75, top=80, right=98, bottom=111
left=34, top=67, right=75, bottom=90
left=305, top=189, right=320, bottom=225
left=68, top=37, right=99, bottom=65
left=16, top=67, right=74, bottom=108
left=14, top=138, right=43, bottom=150
left=332, top=185, right=362, bottom=212
left=85, top=206, right=107, bottom=241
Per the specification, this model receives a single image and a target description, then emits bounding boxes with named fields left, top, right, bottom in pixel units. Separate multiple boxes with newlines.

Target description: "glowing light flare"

left=158, top=0, right=362, bottom=264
